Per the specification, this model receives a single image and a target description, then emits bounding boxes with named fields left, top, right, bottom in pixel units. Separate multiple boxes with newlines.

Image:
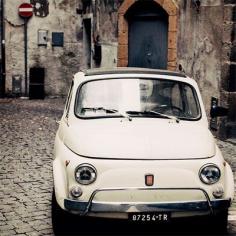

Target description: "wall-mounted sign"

left=19, top=3, right=33, bottom=18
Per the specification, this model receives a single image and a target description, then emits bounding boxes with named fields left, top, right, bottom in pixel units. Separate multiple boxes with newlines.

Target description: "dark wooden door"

left=29, top=67, right=45, bottom=99
left=128, top=15, right=168, bottom=69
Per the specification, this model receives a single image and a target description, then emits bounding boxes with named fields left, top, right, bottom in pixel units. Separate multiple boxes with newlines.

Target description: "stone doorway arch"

left=117, top=0, right=178, bottom=71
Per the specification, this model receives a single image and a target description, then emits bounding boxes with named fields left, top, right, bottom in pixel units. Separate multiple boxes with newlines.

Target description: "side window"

left=171, top=83, right=183, bottom=110
left=65, top=81, right=74, bottom=118
left=183, top=85, right=199, bottom=118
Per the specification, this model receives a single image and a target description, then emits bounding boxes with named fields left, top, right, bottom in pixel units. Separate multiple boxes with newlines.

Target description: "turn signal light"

left=145, top=174, right=154, bottom=186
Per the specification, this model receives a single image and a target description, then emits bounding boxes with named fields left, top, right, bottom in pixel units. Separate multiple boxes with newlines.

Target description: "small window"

left=52, top=32, right=64, bottom=47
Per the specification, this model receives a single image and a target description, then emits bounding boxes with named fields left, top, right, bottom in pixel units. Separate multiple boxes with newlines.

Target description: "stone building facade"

left=0, top=0, right=235, bottom=138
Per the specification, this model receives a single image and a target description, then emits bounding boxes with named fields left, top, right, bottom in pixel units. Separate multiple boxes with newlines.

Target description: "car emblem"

left=145, top=174, right=154, bottom=186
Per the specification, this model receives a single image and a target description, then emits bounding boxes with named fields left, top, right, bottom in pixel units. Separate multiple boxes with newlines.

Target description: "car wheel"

left=51, top=189, right=90, bottom=235
left=51, top=189, right=70, bottom=235
left=211, top=210, right=228, bottom=232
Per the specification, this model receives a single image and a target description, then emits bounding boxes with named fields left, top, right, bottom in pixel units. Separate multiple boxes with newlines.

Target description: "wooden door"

left=127, top=3, right=168, bottom=69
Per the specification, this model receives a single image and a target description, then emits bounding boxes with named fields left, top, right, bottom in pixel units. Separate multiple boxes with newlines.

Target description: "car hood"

left=64, top=119, right=215, bottom=160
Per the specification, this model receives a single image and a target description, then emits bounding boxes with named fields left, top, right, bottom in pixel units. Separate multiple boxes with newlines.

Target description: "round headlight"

left=199, top=164, right=221, bottom=185
left=75, top=164, right=97, bottom=185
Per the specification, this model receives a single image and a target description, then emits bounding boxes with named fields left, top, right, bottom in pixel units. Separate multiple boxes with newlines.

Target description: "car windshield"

left=75, top=78, right=201, bottom=120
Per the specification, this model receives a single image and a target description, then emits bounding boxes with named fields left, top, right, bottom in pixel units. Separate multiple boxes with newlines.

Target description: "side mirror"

left=210, top=105, right=228, bottom=118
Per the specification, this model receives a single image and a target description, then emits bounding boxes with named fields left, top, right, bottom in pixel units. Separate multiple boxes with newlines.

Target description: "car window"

left=171, top=84, right=183, bottom=110
left=75, top=78, right=201, bottom=120
left=65, top=81, right=74, bottom=117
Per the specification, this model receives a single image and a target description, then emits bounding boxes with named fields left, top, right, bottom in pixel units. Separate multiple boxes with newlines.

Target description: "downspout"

left=0, top=0, right=5, bottom=97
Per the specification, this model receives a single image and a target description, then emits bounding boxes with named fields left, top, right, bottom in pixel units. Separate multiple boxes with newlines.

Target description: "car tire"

left=51, top=189, right=90, bottom=235
left=51, top=189, right=70, bottom=235
left=211, top=209, right=228, bottom=233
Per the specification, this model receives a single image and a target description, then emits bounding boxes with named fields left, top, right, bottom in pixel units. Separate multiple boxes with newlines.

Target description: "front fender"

left=224, top=162, right=234, bottom=201
left=53, top=132, right=68, bottom=210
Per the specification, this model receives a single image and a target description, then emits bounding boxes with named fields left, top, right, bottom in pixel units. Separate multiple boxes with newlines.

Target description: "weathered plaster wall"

left=4, top=0, right=235, bottom=137
left=94, top=0, right=121, bottom=68
left=4, top=0, right=234, bottom=138
left=5, top=0, right=82, bottom=96
left=177, top=0, right=223, bottom=116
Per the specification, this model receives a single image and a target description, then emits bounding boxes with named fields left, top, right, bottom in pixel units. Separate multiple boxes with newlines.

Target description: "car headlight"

left=199, top=164, right=221, bottom=185
left=75, top=164, right=97, bottom=185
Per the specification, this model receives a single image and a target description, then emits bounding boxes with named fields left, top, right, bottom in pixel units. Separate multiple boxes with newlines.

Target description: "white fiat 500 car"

left=52, top=68, right=234, bottom=231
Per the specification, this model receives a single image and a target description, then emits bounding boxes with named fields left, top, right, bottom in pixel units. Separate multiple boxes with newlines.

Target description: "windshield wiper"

left=126, top=110, right=179, bottom=123
left=82, top=107, right=132, bottom=121
left=82, top=107, right=118, bottom=113
left=148, top=110, right=180, bottom=123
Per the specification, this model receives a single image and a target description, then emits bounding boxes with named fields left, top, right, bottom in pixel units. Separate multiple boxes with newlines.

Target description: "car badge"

left=145, top=174, right=154, bottom=186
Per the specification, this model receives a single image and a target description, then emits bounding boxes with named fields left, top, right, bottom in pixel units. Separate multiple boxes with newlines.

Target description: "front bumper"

left=64, top=187, right=231, bottom=216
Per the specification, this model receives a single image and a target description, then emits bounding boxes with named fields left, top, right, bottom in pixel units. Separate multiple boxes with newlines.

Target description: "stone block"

left=118, top=0, right=135, bottom=14
left=229, top=64, right=236, bottom=92
left=118, top=44, right=128, bottom=59
left=221, top=63, right=230, bottom=91
left=231, top=45, right=236, bottom=62
left=163, top=0, right=177, bottom=16
left=224, top=0, right=236, bottom=4
left=228, top=93, right=236, bottom=121
left=233, top=6, right=236, bottom=21
left=226, top=121, right=236, bottom=138
left=168, top=31, right=177, bottom=49
left=118, top=14, right=124, bottom=33
left=167, top=65, right=176, bottom=71
left=232, top=24, right=236, bottom=43
left=169, top=15, right=178, bottom=32
left=222, top=44, right=232, bottom=62
left=224, top=5, right=234, bottom=22
left=168, top=61, right=177, bottom=68
left=155, top=0, right=164, bottom=7
left=117, top=59, right=128, bottom=67
left=168, top=48, right=177, bottom=62
left=118, top=32, right=128, bottom=45
left=118, top=16, right=128, bottom=34
left=223, top=23, right=234, bottom=43
left=219, top=90, right=229, bottom=108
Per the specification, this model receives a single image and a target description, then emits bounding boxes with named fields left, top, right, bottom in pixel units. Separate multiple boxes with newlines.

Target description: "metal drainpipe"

left=0, top=0, right=5, bottom=97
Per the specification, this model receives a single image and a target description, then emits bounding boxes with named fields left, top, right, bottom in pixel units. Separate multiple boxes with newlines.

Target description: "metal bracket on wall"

left=38, top=29, right=48, bottom=46
left=210, top=97, right=218, bottom=131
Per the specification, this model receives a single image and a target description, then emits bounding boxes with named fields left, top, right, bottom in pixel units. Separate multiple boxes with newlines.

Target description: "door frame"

left=117, top=0, right=178, bottom=71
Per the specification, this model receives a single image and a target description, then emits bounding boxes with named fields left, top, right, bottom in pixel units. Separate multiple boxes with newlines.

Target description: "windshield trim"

left=74, top=77, right=202, bottom=121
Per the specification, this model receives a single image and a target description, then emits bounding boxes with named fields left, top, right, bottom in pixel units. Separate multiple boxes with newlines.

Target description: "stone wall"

left=3, top=0, right=235, bottom=137
left=5, top=0, right=82, bottom=96
left=221, top=0, right=236, bottom=138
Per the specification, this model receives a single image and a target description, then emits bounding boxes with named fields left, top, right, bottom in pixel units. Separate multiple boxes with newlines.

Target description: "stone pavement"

left=0, top=98, right=235, bottom=236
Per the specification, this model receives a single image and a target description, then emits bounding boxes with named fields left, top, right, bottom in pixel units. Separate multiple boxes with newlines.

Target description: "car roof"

left=84, top=67, right=187, bottom=78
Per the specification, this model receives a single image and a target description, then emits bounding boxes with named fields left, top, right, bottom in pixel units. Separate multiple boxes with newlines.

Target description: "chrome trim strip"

left=64, top=199, right=230, bottom=214
left=64, top=187, right=230, bottom=215
left=84, top=68, right=187, bottom=78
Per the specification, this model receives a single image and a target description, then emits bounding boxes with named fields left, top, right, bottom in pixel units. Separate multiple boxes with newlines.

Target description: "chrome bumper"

left=64, top=187, right=231, bottom=216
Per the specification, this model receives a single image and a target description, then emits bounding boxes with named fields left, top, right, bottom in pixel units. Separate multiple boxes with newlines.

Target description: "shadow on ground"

left=53, top=215, right=230, bottom=236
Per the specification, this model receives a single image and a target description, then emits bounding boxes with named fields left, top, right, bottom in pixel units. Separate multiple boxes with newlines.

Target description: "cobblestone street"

left=0, top=98, right=236, bottom=236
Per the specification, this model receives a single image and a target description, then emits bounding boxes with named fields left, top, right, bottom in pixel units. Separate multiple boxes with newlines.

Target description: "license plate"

left=128, top=212, right=170, bottom=222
